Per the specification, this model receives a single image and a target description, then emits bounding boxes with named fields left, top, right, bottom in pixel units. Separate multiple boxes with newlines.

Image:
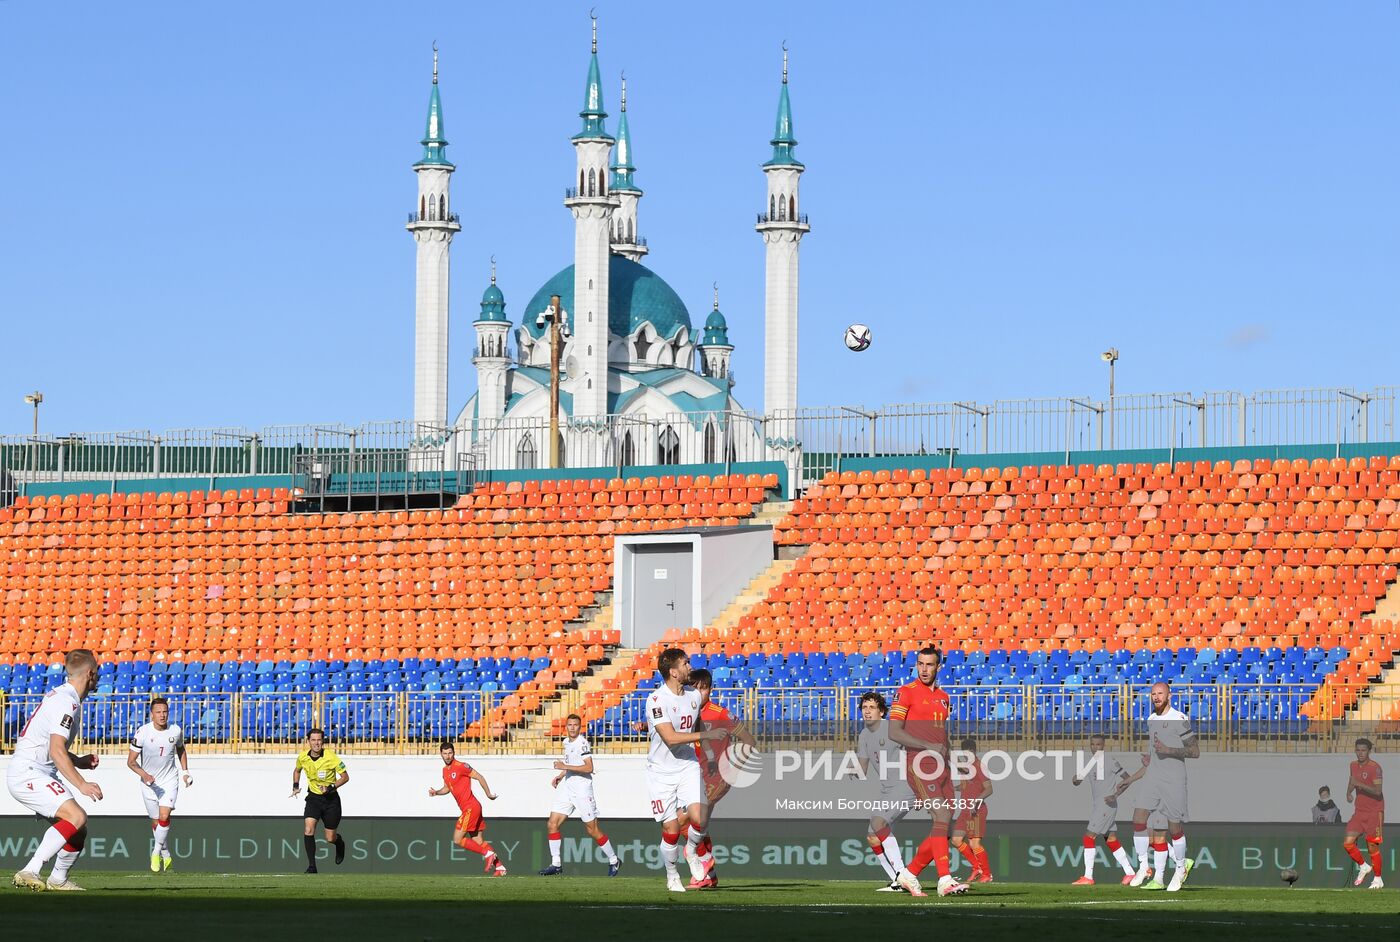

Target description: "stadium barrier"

left=3, top=684, right=1395, bottom=756
left=5, top=384, right=1399, bottom=493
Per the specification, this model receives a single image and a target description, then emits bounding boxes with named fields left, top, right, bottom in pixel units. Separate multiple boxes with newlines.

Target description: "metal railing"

left=406, top=211, right=461, bottom=225
left=4, top=385, right=1398, bottom=493
left=4, top=684, right=1393, bottom=756
left=756, top=212, right=810, bottom=225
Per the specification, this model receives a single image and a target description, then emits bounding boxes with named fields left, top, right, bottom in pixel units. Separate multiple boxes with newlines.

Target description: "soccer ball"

left=844, top=324, right=872, bottom=352
left=1280, top=867, right=1299, bottom=886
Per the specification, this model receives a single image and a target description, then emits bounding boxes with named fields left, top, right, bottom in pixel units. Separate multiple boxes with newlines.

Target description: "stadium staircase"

left=1344, top=581, right=1400, bottom=724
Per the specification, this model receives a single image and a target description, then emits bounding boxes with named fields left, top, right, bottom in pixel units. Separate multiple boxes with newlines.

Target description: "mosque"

left=406, top=18, right=809, bottom=469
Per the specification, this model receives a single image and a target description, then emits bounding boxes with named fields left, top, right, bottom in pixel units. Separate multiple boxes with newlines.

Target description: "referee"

left=290, top=728, right=349, bottom=873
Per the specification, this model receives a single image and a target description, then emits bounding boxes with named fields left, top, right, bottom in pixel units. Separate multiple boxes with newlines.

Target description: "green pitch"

left=5, top=874, right=1396, bottom=941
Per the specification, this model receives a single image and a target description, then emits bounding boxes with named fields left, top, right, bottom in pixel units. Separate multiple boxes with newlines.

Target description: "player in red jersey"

left=887, top=645, right=969, bottom=898
left=427, top=741, right=505, bottom=876
left=1344, top=737, right=1384, bottom=890
left=679, top=669, right=757, bottom=889
left=951, top=737, right=993, bottom=883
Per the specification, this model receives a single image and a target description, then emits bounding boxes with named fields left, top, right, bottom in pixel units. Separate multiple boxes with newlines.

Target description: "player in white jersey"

left=127, top=696, right=194, bottom=873
left=7, top=649, right=103, bottom=892
left=853, top=691, right=917, bottom=892
left=1128, top=682, right=1198, bottom=892
left=538, top=713, right=621, bottom=877
left=1070, top=733, right=1138, bottom=885
left=645, top=647, right=728, bottom=892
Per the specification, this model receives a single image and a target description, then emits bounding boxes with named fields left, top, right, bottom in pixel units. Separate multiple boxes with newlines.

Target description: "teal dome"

left=702, top=308, right=729, bottom=346
left=521, top=256, right=691, bottom=340
left=478, top=281, right=507, bottom=322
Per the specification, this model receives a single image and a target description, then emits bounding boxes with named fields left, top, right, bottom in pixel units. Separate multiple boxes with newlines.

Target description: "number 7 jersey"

left=646, top=684, right=703, bottom=773
left=130, top=722, right=185, bottom=780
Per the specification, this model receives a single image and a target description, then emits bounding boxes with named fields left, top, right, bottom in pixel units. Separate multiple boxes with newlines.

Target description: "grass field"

left=4, top=873, right=1397, bottom=941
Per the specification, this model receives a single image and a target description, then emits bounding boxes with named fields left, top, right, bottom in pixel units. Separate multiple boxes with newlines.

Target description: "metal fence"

left=4, top=385, right=1398, bottom=494
left=4, top=684, right=1394, bottom=756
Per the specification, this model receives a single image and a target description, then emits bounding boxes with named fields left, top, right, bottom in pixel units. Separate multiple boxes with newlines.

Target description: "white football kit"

left=6, top=682, right=83, bottom=819
left=644, top=683, right=705, bottom=823
left=1083, top=753, right=1128, bottom=835
left=130, top=722, right=185, bottom=817
left=1137, top=707, right=1195, bottom=823
left=550, top=733, right=599, bottom=823
left=855, top=719, right=917, bottom=825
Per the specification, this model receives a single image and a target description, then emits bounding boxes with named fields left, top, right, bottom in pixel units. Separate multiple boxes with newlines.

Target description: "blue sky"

left=1, top=1, right=1397, bottom=435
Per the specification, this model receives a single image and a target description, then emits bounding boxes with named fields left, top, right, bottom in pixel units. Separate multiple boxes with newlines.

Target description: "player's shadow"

left=717, top=882, right=825, bottom=891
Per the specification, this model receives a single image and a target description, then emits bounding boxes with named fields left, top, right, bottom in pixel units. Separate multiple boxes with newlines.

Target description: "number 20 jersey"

left=645, top=684, right=703, bottom=774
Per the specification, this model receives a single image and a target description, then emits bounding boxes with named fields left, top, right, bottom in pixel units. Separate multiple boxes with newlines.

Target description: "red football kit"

left=1348, top=759, right=1385, bottom=840
left=889, top=680, right=954, bottom=802
left=955, top=759, right=990, bottom=838
left=443, top=759, right=483, bottom=833
left=696, top=701, right=738, bottom=802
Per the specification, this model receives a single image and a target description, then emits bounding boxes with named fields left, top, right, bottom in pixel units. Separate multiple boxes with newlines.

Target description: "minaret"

left=407, top=44, right=460, bottom=431
left=563, top=13, right=618, bottom=419
left=698, top=284, right=734, bottom=383
left=473, top=258, right=511, bottom=424
left=756, top=45, right=809, bottom=418
left=609, top=72, right=647, bottom=262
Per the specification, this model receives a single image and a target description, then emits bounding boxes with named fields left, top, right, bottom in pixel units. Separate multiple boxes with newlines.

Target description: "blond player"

left=538, top=714, right=621, bottom=877
left=7, top=650, right=103, bottom=892
left=645, top=648, right=727, bottom=892
left=127, top=696, right=194, bottom=873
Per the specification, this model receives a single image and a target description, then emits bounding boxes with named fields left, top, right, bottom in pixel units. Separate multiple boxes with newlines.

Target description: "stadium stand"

left=587, top=457, right=1400, bottom=742
left=0, top=473, right=778, bottom=746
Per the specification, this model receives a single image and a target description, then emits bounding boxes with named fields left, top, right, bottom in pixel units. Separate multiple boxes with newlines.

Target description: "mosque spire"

left=418, top=42, right=452, bottom=167
left=609, top=71, right=638, bottom=192
left=766, top=42, right=802, bottom=168
left=575, top=10, right=613, bottom=140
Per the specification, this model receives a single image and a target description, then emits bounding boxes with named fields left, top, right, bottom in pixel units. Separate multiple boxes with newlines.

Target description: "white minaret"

left=564, top=15, right=618, bottom=420
left=756, top=47, right=809, bottom=418
left=407, top=45, right=460, bottom=432
left=608, top=73, right=647, bottom=262
left=473, top=258, right=511, bottom=424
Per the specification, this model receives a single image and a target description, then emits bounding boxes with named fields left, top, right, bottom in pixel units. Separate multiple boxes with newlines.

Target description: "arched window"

left=420, top=195, right=425, bottom=219
left=516, top=432, right=537, bottom=470
left=703, top=423, right=717, bottom=464
left=598, top=173, right=605, bottom=196
left=658, top=426, right=680, bottom=466
left=769, top=195, right=776, bottom=218
left=621, top=431, right=636, bottom=468
left=588, top=168, right=596, bottom=196
left=627, top=218, right=634, bottom=241
left=439, top=194, right=447, bottom=219
left=789, top=195, right=796, bottom=220
left=580, top=169, right=586, bottom=193
left=778, top=194, right=787, bottom=221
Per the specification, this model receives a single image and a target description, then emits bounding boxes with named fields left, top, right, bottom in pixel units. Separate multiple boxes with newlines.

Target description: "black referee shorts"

left=303, top=788, right=343, bottom=829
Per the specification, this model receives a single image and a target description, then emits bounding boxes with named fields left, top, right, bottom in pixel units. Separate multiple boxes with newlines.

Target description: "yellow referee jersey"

left=295, top=749, right=346, bottom=795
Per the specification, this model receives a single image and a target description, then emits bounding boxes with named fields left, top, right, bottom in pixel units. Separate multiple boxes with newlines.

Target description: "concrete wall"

left=614, top=526, right=774, bottom=646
